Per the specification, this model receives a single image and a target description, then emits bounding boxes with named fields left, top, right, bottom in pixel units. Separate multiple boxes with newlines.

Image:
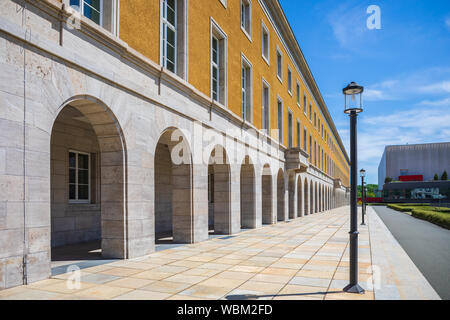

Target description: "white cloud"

left=446, top=18, right=450, bottom=29
left=418, top=81, right=450, bottom=94
left=419, top=97, right=450, bottom=106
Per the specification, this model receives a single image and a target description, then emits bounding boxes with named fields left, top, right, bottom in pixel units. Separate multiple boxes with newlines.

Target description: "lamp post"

left=343, top=82, right=365, bottom=294
left=360, top=169, right=366, bottom=226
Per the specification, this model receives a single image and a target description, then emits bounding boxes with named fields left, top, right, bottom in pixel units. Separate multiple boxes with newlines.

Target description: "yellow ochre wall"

left=119, top=0, right=348, bottom=185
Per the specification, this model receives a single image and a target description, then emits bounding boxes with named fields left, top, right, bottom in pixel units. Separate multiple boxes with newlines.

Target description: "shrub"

left=411, top=209, right=450, bottom=230
left=441, top=170, right=448, bottom=181
left=384, top=177, right=393, bottom=183
left=434, top=174, right=439, bottom=181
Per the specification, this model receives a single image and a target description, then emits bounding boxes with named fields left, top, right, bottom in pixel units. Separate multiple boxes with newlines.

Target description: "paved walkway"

left=0, top=206, right=438, bottom=300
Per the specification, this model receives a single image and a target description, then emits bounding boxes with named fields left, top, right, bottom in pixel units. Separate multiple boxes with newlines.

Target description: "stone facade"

left=0, top=0, right=349, bottom=290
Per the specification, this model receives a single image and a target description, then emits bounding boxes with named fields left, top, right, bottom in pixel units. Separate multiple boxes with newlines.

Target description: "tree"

left=384, top=177, right=392, bottom=183
left=442, top=170, right=448, bottom=181
left=434, top=173, right=439, bottom=181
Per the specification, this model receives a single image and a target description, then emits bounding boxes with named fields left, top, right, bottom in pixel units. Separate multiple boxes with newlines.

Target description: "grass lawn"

left=387, top=204, right=450, bottom=230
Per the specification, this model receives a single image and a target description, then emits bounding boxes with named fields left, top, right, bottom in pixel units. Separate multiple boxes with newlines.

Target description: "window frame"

left=68, top=150, right=91, bottom=204
left=210, top=18, right=228, bottom=106
left=69, top=0, right=104, bottom=26
left=241, top=53, right=253, bottom=123
left=277, top=96, right=283, bottom=145
left=161, top=0, right=178, bottom=73
left=288, top=109, right=293, bottom=148
left=287, top=65, right=293, bottom=96
left=296, top=82, right=301, bottom=107
left=296, top=120, right=301, bottom=148
left=261, top=78, right=270, bottom=131
left=276, top=46, right=283, bottom=83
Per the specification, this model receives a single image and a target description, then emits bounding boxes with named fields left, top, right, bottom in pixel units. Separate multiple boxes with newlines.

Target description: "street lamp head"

left=343, top=82, right=364, bottom=114
left=360, top=168, right=366, bottom=178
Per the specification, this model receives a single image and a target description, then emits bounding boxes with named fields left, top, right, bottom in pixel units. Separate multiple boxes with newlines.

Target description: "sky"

left=279, top=0, right=450, bottom=185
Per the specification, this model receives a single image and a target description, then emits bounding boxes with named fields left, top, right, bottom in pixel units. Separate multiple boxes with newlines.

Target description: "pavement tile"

left=75, top=285, right=133, bottom=299
left=80, top=273, right=121, bottom=284
left=140, top=280, right=192, bottom=294
left=251, top=274, right=293, bottom=284
left=229, top=265, right=265, bottom=273
left=260, top=267, right=298, bottom=276
left=100, top=267, right=142, bottom=277
left=289, top=276, right=331, bottom=288
left=113, top=290, right=172, bottom=300
left=179, top=285, right=232, bottom=299
left=199, top=277, right=247, bottom=289
left=164, top=274, right=209, bottom=285
left=237, top=281, right=285, bottom=294
left=276, top=284, right=328, bottom=299
left=131, top=270, right=174, bottom=281
left=182, top=268, right=223, bottom=277
left=106, top=277, right=155, bottom=289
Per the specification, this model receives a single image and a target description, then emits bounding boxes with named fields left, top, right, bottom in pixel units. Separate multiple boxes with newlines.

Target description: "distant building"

left=378, top=142, right=450, bottom=190
left=378, top=142, right=450, bottom=203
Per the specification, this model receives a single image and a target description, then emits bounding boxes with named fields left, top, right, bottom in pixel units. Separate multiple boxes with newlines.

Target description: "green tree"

left=384, top=177, right=392, bottom=183
left=434, top=173, right=439, bottom=181
left=442, top=170, right=448, bottom=180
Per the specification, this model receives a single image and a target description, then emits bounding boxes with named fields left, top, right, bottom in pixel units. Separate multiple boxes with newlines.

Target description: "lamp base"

left=343, top=283, right=365, bottom=294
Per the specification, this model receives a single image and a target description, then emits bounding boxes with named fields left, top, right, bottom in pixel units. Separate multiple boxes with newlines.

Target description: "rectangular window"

left=241, top=0, right=251, bottom=36
left=318, top=145, right=321, bottom=168
left=296, top=121, right=300, bottom=148
left=303, top=128, right=307, bottom=151
left=261, top=23, right=269, bottom=63
left=287, top=66, right=292, bottom=94
left=262, top=80, right=270, bottom=131
left=309, top=135, right=312, bottom=162
left=69, top=151, right=90, bottom=202
left=288, top=111, right=293, bottom=148
left=277, top=99, right=283, bottom=144
left=211, top=20, right=227, bottom=105
left=162, top=0, right=177, bottom=73
left=296, top=83, right=300, bottom=106
left=309, top=104, right=312, bottom=121
left=241, top=55, right=252, bottom=122
left=303, top=95, right=307, bottom=114
left=314, top=140, right=317, bottom=166
left=318, top=118, right=321, bottom=134
left=314, top=112, right=317, bottom=127
left=276, top=48, right=282, bottom=81
left=70, top=0, right=102, bottom=25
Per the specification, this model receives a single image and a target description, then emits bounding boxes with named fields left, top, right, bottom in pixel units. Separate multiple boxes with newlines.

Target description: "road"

left=372, top=206, right=450, bottom=300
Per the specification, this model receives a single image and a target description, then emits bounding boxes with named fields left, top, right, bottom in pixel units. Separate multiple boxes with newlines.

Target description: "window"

left=211, top=20, right=227, bottom=105
left=303, top=128, right=307, bottom=151
left=276, top=48, right=283, bottom=81
left=303, top=95, right=307, bottom=115
left=314, top=112, right=317, bottom=127
left=318, top=145, right=321, bottom=168
left=241, top=0, right=251, bottom=37
left=296, top=121, right=301, bottom=148
left=314, top=140, right=317, bottom=166
left=309, top=104, right=312, bottom=121
left=309, top=135, right=312, bottom=161
left=262, top=80, right=270, bottom=131
left=288, top=111, right=293, bottom=148
left=287, top=66, right=293, bottom=95
left=70, top=0, right=102, bottom=25
left=219, top=0, right=227, bottom=8
left=318, top=118, right=321, bottom=134
left=261, top=22, right=269, bottom=63
left=161, top=0, right=187, bottom=78
left=69, top=151, right=90, bottom=202
left=241, top=55, right=252, bottom=122
left=296, top=83, right=300, bottom=106
left=277, top=99, right=283, bottom=144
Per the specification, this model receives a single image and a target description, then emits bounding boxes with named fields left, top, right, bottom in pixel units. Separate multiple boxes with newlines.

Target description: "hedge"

left=411, top=208, right=450, bottom=229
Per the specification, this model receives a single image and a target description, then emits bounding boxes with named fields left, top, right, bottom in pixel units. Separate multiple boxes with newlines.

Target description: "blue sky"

left=279, top=0, right=450, bottom=185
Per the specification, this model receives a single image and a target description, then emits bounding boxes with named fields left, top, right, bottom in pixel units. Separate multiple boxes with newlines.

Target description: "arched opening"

left=154, top=128, right=193, bottom=244
left=315, top=182, right=319, bottom=213
left=50, top=98, right=127, bottom=269
left=297, top=176, right=302, bottom=217
left=208, top=145, right=231, bottom=235
left=288, top=173, right=296, bottom=220
left=262, top=164, right=273, bottom=225
left=277, top=169, right=285, bottom=221
left=310, top=181, right=314, bottom=214
left=304, top=179, right=309, bottom=216
left=240, top=156, right=256, bottom=229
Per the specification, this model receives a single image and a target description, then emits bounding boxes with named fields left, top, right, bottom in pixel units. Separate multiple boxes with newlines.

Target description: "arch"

left=262, top=164, right=273, bottom=224
left=304, top=178, right=309, bottom=215
left=277, top=169, right=286, bottom=221
left=208, top=145, right=231, bottom=235
left=240, top=156, right=256, bottom=229
left=50, top=97, right=127, bottom=260
left=155, top=127, right=193, bottom=244
left=288, top=173, right=296, bottom=219
left=310, top=181, right=314, bottom=214
left=315, top=182, right=319, bottom=213
left=297, top=176, right=303, bottom=217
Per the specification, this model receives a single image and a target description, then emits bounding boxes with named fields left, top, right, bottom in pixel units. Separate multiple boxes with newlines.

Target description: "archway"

left=262, top=164, right=273, bottom=224
left=315, top=182, right=319, bottom=213
left=240, top=156, right=256, bottom=229
left=304, top=178, right=309, bottom=215
left=310, top=181, right=314, bottom=214
left=297, top=176, right=303, bottom=217
left=208, top=145, right=231, bottom=235
left=154, top=128, right=193, bottom=244
left=277, top=169, right=285, bottom=221
left=288, top=173, right=296, bottom=219
left=50, top=98, right=127, bottom=265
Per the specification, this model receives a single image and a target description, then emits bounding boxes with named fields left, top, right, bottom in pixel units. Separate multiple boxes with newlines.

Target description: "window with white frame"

left=303, top=94, right=307, bottom=114
left=288, top=111, right=293, bottom=148
left=314, top=112, right=317, bottom=127
left=69, top=151, right=90, bottom=202
left=287, top=66, right=292, bottom=94
left=161, top=0, right=187, bottom=78
left=219, top=0, right=227, bottom=8
left=303, top=128, right=307, bottom=151
left=261, top=22, right=269, bottom=63
left=309, top=104, right=312, bottom=121
left=70, top=0, right=102, bottom=26
left=296, top=83, right=300, bottom=106
left=241, top=0, right=251, bottom=37
left=277, top=99, right=283, bottom=144
left=241, top=55, right=252, bottom=122
left=276, top=48, right=283, bottom=81
left=262, top=80, right=270, bottom=131
left=296, top=120, right=300, bottom=148
left=211, top=21, right=227, bottom=105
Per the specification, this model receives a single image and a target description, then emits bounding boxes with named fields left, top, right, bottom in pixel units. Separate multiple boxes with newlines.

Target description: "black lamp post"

left=360, top=169, right=366, bottom=226
left=343, top=82, right=365, bottom=294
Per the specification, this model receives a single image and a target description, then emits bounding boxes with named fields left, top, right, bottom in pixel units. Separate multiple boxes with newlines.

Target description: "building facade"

left=378, top=142, right=450, bottom=189
left=0, top=0, right=350, bottom=289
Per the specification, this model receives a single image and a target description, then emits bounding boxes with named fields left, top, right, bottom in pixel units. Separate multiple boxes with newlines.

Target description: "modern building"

left=0, top=0, right=350, bottom=289
left=378, top=142, right=450, bottom=189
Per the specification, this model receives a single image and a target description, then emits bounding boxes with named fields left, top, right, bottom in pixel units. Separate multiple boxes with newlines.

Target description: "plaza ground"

left=0, top=206, right=439, bottom=300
